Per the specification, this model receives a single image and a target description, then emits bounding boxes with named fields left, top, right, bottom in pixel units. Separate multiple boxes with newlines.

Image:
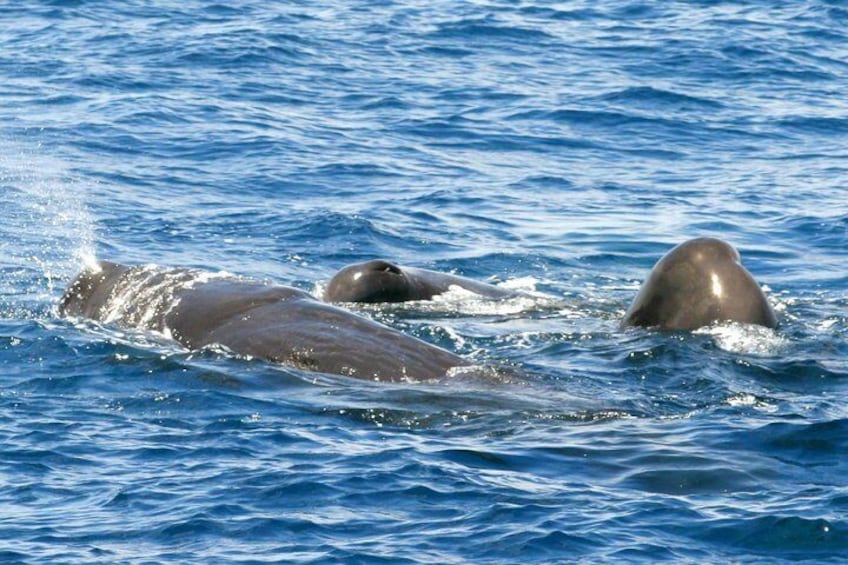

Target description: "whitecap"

left=725, top=392, right=778, bottom=413
left=694, top=322, right=788, bottom=356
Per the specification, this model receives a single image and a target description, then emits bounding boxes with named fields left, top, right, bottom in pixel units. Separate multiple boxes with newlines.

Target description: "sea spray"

left=0, top=140, right=95, bottom=318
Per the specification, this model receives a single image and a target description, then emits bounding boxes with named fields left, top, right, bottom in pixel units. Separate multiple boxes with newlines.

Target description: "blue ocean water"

left=1, top=0, right=847, bottom=562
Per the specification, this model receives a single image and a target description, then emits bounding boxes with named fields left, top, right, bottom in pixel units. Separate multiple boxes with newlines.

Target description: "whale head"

left=324, top=260, right=415, bottom=303
left=621, top=237, right=778, bottom=331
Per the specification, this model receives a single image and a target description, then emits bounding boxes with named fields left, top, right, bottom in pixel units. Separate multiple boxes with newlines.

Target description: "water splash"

left=428, top=281, right=556, bottom=316
left=313, top=276, right=562, bottom=316
left=694, top=322, right=788, bottom=356
left=0, top=139, right=95, bottom=318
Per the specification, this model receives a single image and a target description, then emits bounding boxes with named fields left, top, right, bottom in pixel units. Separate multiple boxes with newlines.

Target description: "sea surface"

left=1, top=1, right=847, bottom=563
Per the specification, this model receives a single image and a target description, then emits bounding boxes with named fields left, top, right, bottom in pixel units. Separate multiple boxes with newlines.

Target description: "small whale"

left=325, top=259, right=516, bottom=303
left=621, top=237, right=778, bottom=331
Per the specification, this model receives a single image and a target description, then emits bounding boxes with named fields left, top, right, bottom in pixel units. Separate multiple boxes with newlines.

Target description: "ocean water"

left=1, top=1, right=847, bottom=562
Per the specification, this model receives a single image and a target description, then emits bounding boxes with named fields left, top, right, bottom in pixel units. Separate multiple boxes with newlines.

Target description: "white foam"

left=424, top=278, right=559, bottom=316
left=498, top=276, right=541, bottom=292
left=725, top=392, right=778, bottom=413
left=818, top=317, right=840, bottom=331
left=312, top=281, right=328, bottom=300
left=314, top=276, right=559, bottom=317
left=435, top=323, right=466, bottom=348
left=694, top=321, right=787, bottom=356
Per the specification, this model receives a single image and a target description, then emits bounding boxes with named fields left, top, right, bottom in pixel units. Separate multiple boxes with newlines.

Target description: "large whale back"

left=60, top=261, right=469, bottom=381
left=621, top=238, right=777, bottom=331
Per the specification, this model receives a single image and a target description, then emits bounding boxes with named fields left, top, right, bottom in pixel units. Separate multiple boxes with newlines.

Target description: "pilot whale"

left=621, top=237, right=777, bottom=331
left=324, top=259, right=516, bottom=303
left=59, top=261, right=469, bottom=382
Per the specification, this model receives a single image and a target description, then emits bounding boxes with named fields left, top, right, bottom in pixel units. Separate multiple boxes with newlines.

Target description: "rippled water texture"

left=1, top=1, right=847, bottom=563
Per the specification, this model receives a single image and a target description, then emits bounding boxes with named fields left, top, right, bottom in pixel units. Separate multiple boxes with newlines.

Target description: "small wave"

left=699, top=514, right=847, bottom=557
left=591, top=86, right=725, bottom=111
left=505, top=108, right=688, bottom=130
left=776, top=116, right=848, bottom=135
left=621, top=465, right=760, bottom=495
left=426, top=17, right=556, bottom=43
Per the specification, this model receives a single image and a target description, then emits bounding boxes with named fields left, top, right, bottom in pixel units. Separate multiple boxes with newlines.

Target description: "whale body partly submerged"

left=60, top=261, right=469, bottom=382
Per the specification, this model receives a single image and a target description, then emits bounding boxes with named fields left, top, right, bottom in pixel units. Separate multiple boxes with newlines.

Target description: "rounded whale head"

left=59, top=260, right=131, bottom=318
left=325, top=260, right=419, bottom=303
left=621, top=237, right=778, bottom=331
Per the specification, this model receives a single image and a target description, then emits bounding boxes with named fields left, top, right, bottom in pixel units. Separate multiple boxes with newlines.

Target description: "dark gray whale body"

left=325, top=259, right=515, bottom=303
left=59, top=261, right=468, bottom=382
left=621, top=237, right=777, bottom=331
left=59, top=237, right=775, bottom=382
